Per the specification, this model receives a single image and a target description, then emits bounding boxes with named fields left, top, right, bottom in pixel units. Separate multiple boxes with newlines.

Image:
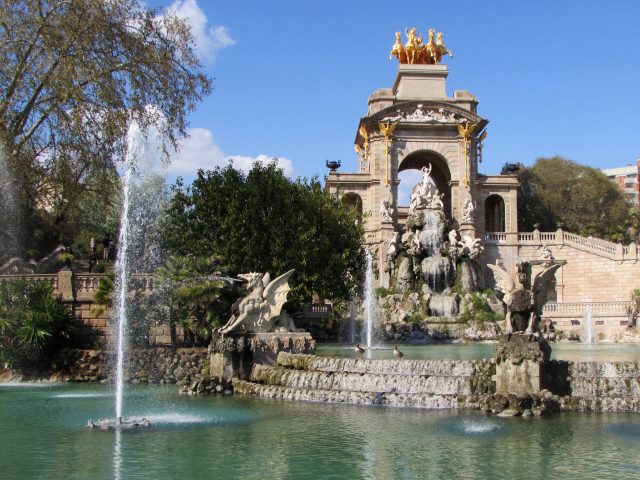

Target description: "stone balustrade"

left=543, top=301, right=633, bottom=317
left=484, top=228, right=638, bottom=262
left=0, top=273, right=58, bottom=290
left=0, top=271, right=155, bottom=301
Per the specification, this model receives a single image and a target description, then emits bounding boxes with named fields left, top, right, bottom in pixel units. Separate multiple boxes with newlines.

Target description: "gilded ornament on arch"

left=458, top=121, right=476, bottom=189
left=378, top=121, right=397, bottom=186
left=390, top=27, right=453, bottom=65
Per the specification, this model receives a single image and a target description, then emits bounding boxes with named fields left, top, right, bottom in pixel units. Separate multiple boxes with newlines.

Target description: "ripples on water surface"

left=1, top=382, right=639, bottom=479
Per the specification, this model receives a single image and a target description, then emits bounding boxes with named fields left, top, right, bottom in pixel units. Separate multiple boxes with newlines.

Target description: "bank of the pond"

left=0, top=347, right=209, bottom=383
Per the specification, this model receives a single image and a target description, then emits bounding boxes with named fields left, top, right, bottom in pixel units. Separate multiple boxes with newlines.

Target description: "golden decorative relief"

left=378, top=121, right=397, bottom=186
left=390, top=28, right=453, bottom=65
left=357, top=125, right=370, bottom=173
left=458, top=121, right=476, bottom=189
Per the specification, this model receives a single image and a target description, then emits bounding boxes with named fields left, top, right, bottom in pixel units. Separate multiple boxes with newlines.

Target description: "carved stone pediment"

left=355, top=101, right=486, bottom=143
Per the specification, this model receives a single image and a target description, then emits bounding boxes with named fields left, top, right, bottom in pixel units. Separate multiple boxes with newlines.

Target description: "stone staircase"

left=233, top=352, right=495, bottom=409
left=566, top=362, right=640, bottom=411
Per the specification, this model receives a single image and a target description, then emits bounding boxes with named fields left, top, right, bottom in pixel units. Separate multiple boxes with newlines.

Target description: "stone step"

left=569, top=361, right=640, bottom=378
left=277, top=352, right=489, bottom=377
left=233, top=379, right=482, bottom=409
left=569, top=377, right=640, bottom=399
left=251, top=364, right=474, bottom=395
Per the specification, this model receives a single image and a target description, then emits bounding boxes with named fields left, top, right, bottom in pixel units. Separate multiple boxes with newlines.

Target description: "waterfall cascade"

left=384, top=167, right=485, bottom=325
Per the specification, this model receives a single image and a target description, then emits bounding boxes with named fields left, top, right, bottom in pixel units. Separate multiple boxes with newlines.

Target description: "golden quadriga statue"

left=390, top=27, right=452, bottom=65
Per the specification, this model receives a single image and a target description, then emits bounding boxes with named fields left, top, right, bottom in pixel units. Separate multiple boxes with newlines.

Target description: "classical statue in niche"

left=421, top=164, right=433, bottom=191
left=217, top=270, right=297, bottom=335
left=488, top=261, right=561, bottom=334
left=380, top=196, right=394, bottom=222
left=386, top=232, right=401, bottom=264
left=461, top=198, right=475, bottom=223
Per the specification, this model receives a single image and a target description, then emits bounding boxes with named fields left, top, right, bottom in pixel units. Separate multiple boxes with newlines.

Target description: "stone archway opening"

left=398, top=150, right=452, bottom=219
left=485, top=194, right=505, bottom=232
left=341, top=192, right=363, bottom=225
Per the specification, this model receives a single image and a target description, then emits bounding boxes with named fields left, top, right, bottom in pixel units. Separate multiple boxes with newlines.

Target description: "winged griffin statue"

left=488, top=261, right=561, bottom=334
left=217, top=270, right=295, bottom=335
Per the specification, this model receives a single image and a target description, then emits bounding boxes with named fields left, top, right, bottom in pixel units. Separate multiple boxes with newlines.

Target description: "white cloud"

left=165, top=0, right=235, bottom=64
left=228, top=154, right=294, bottom=177
left=168, top=128, right=294, bottom=177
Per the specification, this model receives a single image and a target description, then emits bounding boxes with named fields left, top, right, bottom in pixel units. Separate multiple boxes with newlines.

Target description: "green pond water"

left=0, top=381, right=639, bottom=479
left=1, top=343, right=639, bottom=479
left=317, top=342, right=640, bottom=363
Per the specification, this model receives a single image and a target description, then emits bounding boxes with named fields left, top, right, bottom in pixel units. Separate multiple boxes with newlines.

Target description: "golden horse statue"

left=389, top=31, right=407, bottom=63
left=390, top=28, right=452, bottom=65
left=434, top=32, right=453, bottom=63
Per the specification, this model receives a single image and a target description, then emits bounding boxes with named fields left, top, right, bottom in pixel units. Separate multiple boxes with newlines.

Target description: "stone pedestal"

left=493, top=334, right=551, bottom=395
left=209, top=332, right=315, bottom=381
left=458, top=222, right=476, bottom=239
left=392, top=64, right=448, bottom=100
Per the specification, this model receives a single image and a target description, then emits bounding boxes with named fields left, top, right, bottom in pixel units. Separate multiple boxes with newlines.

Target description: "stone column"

left=57, top=269, right=75, bottom=301
left=493, top=334, right=551, bottom=395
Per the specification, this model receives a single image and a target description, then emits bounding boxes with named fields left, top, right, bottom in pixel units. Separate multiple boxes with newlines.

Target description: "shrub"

left=0, top=279, right=75, bottom=371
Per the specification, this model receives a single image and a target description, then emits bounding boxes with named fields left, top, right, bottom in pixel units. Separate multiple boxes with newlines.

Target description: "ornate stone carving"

left=539, top=246, right=554, bottom=267
left=461, top=198, right=475, bottom=224
left=380, top=196, right=394, bottom=222
left=488, top=261, right=561, bottom=334
left=458, top=234, right=484, bottom=260
left=382, top=105, right=458, bottom=123
left=218, top=270, right=296, bottom=335
left=385, top=232, right=401, bottom=266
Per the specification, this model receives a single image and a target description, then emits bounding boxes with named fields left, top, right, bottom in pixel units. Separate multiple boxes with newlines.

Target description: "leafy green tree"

left=517, top=157, right=631, bottom=240
left=152, top=256, right=237, bottom=345
left=0, top=0, right=212, bottom=257
left=164, top=162, right=365, bottom=309
left=0, top=279, right=74, bottom=370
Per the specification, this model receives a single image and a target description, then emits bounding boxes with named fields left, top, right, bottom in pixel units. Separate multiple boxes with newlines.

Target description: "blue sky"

left=149, top=0, right=640, bottom=184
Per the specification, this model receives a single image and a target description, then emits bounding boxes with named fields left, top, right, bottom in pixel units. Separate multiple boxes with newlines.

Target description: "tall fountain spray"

left=113, top=122, right=142, bottom=424
left=362, top=250, right=378, bottom=349
left=108, top=120, right=167, bottom=427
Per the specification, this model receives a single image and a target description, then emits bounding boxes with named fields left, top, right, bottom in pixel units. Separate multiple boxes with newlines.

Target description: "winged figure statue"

left=488, top=261, right=561, bottom=334
left=217, top=269, right=295, bottom=335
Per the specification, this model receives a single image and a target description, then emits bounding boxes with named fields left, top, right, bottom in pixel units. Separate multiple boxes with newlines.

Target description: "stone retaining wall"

left=30, top=347, right=209, bottom=383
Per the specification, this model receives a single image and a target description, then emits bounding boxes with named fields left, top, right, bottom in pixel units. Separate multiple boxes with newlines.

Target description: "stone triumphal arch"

left=326, top=46, right=519, bottom=287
